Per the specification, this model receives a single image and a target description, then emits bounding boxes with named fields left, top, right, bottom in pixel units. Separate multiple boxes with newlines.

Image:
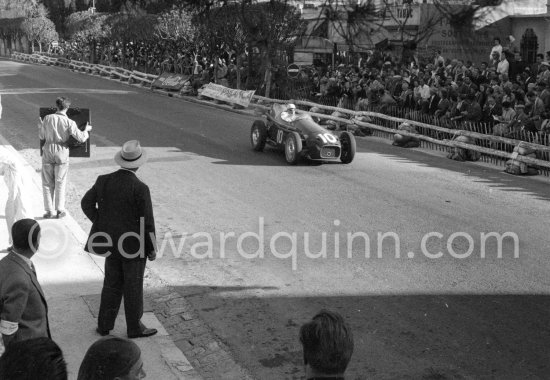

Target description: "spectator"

left=81, top=141, right=157, bottom=339
left=464, top=93, right=483, bottom=122
left=475, top=83, right=488, bottom=109
left=397, top=81, right=413, bottom=108
left=497, top=53, right=509, bottom=76
left=423, top=87, right=440, bottom=115
left=493, top=100, right=516, bottom=136
left=482, top=95, right=502, bottom=125
left=77, top=337, right=145, bottom=380
left=434, top=88, right=451, bottom=118
left=539, top=81, right=550, bottom=110
left=0, top=337, right=67, bottom=380
left=0, top=155, right=33, bottom=251
left=433, top=49, right=445, bottom=67
left=531, top=54, right=544, bottom=77
left=525, top=91, right=545, bottom=132
left=0, top=219, right=50, bottom=350
left=536, top=61, right=550, bottom=84
left=479, top=61, right=490, bottom=82
left=299, top=310, right=354, bottom=379
left=489, top=37, right=503, bottom=61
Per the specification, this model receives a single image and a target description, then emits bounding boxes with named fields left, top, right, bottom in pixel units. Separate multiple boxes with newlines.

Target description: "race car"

left=250, top=103, right=356, bottom=165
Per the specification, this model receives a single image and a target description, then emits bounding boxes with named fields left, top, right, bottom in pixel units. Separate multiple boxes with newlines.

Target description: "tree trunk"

left=214, top=55, right=219, bottom=84
left=264, top=51, right=272, bottom=99
left=236, top=54, right=242, bottom=90
left=90, top=40, right=96, bottom=63
left=121, top=42, right=127, bottom=69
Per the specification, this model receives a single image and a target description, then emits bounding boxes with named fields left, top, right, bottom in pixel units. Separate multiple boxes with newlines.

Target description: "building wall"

left=420, top=4, right=512, bottom=65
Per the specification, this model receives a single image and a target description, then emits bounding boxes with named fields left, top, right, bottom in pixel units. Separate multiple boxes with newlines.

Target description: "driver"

left=281, top=103, right=297, bottom=122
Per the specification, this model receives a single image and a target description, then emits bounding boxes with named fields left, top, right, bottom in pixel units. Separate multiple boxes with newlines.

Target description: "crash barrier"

left=11, top=52, right=157, bottom=87
left=13, top=52, right=549, bottom=176
left=251, top=96, right=550, bottom=176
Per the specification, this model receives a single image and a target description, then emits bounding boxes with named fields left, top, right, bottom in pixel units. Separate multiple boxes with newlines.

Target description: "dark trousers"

left=98, top=256, right=147, bottom=335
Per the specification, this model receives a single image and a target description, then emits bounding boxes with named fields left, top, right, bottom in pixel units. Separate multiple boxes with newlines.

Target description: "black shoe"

left=96, top=327, right=110, bottom=336
left=128, top=328, right=157, bottom=339
left=56, top=211, right=67, bottom=219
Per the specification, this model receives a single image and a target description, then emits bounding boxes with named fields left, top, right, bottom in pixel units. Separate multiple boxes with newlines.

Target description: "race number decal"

left=277, top=129, right=284, bottom=144
left=318, top=133, right=337, bottom=144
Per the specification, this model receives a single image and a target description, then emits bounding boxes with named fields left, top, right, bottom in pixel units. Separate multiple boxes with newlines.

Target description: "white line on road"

left=0, top=88, right=136, bottom=95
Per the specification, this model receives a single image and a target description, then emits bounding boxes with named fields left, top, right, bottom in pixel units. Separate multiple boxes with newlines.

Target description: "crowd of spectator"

left=301, top=45, right=550, bottom=140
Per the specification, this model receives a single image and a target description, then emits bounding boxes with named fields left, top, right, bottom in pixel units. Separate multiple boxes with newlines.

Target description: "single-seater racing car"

left=250, top=103, right=356, bottom=165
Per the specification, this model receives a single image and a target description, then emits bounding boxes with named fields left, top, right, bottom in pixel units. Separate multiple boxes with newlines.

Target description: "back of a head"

left=299, top=309, right=354, bottom=375
left=78, top=337, right=141, bottom=380
left=56, top=97, right=71, bottom=111
left=0, top=337, right=67, bottom=380
left=11, top=218, right=40, bottom=252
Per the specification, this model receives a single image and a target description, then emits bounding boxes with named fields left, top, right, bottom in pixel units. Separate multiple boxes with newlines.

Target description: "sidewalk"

left=0, top=136, right=202, bottom=380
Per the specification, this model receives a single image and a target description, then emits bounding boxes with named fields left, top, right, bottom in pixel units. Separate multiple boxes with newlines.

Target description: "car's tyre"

left=284, top=131, right=302, bottom=165
left=340, top=131, right=356, bottom=164
left=251, top=120, right=267, bottom=151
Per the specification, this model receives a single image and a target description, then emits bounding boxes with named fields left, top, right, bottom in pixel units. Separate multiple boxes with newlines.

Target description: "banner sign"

left=151, top=72, right=190, bottom=91
left=39, top=107, right=91, bottom=158
left=200, top=83, right=256, bottom=107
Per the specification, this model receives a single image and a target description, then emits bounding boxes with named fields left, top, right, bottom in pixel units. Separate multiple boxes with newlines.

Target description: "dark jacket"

left=81, top=169, right=156, bottom=260
left=0, top=252, right=50, bottom=344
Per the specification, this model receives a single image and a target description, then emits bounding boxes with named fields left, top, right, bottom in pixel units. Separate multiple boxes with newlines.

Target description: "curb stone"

left=146, top=290, right=255, bottom=380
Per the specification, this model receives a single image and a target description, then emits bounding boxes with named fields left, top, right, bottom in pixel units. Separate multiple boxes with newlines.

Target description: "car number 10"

left=277, top=130, right=284, bottom=144
left=318, top=133, right=338, bottom=144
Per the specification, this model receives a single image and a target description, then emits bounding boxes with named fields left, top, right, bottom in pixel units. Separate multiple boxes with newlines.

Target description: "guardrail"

left=11, top=52, right=156, bottom=86
left=12, top=51, right=550, bottom=175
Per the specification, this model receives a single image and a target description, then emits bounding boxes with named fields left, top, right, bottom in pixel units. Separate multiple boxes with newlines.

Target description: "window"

left=520, top=28, right=538, bottom=64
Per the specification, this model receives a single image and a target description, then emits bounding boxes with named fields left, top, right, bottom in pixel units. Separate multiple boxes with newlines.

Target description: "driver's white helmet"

left=287, top=103, right=296, bottom=111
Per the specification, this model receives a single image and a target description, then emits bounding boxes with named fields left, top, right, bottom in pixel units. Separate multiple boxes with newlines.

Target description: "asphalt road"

left=1, top=59, right=549, bottom=380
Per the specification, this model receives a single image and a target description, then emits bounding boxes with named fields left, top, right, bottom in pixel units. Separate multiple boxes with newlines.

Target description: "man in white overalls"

left=38, top=97, right=91, bottom=218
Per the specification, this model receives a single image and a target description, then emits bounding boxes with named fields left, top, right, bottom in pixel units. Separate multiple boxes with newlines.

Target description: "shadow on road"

left=354, top=137, right=550, bottom=203
left=173, top=285, right=550, bottom=380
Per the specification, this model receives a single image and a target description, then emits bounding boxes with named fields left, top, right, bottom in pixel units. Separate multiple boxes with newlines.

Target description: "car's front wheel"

left=285, top=132, right=302, bottom=165
left=340, top=131, right=356, bottom=164
left=251, top=120, right=267, bottom=151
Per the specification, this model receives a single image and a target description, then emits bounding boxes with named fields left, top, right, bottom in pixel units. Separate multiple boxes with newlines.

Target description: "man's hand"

left=147, top=252, right=157, bottom=261
left=85, top=122, right=93, bottom=132
left=37, top=117, right=43, bottom=128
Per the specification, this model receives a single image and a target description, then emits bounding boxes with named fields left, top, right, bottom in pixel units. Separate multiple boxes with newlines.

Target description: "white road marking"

left=0, top=88, right=135, bottom=95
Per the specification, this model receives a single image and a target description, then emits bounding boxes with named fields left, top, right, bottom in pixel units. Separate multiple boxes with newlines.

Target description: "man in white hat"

left=81, top=140, right=158, bottom=339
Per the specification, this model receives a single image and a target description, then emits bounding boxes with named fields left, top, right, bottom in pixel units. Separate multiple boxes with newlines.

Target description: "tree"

left=155, top=6, right=197, bottom=48
left=20, top=4, right=58, bottom=53
left=66, top=11, right=110, bottom=62
left=107, top=10, right=157, bottom=68
left=237, top=1, right=305, bottom=96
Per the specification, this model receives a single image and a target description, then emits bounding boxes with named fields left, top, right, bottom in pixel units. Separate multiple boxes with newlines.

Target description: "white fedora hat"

left=114, top=140, right=148, bottom=169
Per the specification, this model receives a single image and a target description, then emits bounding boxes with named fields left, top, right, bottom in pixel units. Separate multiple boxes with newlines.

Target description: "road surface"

left=1, top=59, right=549, bottom=380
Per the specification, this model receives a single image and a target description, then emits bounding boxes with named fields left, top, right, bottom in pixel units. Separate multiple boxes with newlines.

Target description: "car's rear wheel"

left=251, top=120, right=267, bottom=151
left=285, top=132, right=302, bottom=165
left=340, top=131, right=356, bottom=164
